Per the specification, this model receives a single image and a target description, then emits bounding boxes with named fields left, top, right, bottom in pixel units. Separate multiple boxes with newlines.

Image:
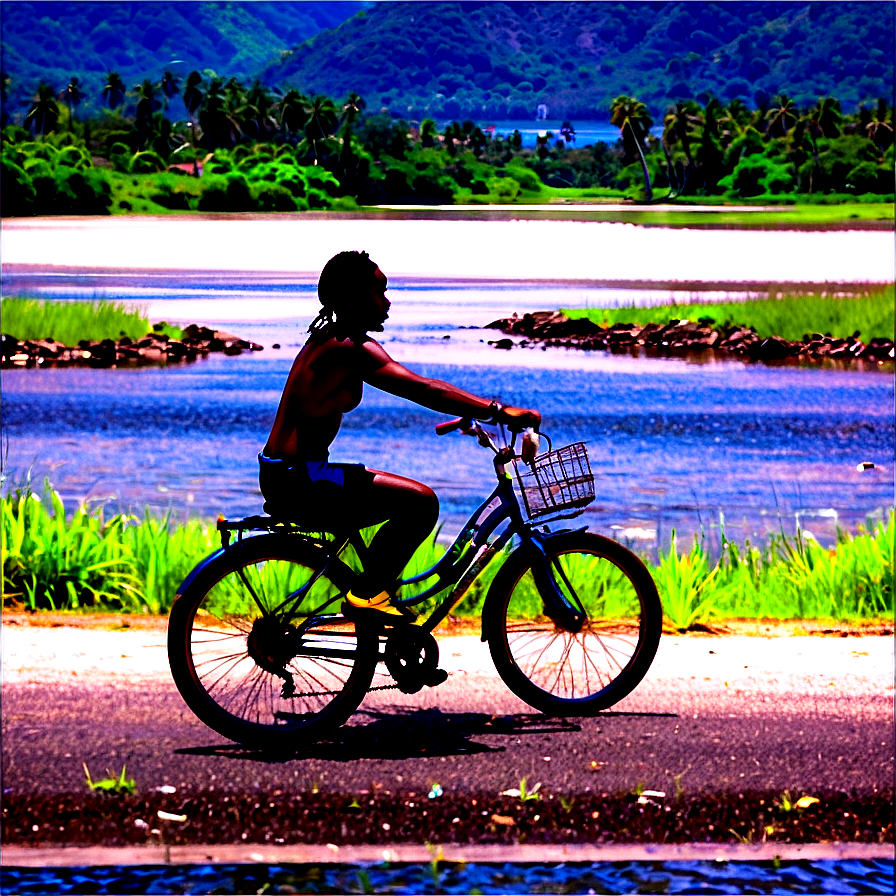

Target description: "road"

left=2, top=616, right=892, bottom=807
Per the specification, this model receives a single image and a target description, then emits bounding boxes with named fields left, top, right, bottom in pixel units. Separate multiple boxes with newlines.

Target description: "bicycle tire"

left=168, top=535, right=377, bottom=748
left=484, top=531, right=662, bottom=714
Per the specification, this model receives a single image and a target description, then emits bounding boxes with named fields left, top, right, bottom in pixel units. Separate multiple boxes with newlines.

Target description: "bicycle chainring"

left=384, top=628, right=441, bottom=694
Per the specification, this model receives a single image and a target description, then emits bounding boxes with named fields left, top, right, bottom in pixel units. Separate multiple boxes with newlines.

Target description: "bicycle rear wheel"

left=484, top=531, right=662, bottom=714
left=168, top=535, right=377, bottom=748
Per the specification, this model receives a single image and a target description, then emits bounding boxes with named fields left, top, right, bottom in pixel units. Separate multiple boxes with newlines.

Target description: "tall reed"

left=564, top=286, right=895, bottom=343
left=2, top=480, right=892, bottom=624
left=0, top=297, right=182, bottom=344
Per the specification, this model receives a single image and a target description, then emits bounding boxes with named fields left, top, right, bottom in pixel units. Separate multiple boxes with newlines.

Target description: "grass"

left=563, top=286, right=895, bottom=343
left=1, top=297, right=183, bottom=344
left=3, top=479, right=892, bottom=625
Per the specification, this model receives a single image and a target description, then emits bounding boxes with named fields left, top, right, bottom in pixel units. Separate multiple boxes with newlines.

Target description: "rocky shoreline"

left=0, top=324, right=263, bottom=369
left=484, top=311, right=896, bottom=367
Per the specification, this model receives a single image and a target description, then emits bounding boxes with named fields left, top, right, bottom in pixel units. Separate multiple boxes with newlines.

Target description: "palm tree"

left=808, top=97, right=842, bottom=140
left=718, top=98, right=749, bottom=147
left=25, top=83, right=60, bottom=135
left=181, top=71, right=204, bottom=174
left=279, top=88, right=309, bottom=142
left=1, top=71, right=11, bottom=127
left=766, top=93, right=798, bottom=139
left=239, top=80, right=277, bottom=141
left=199, top=78, right=241, bottom=149
left=58, top=77, right=84, bottom=129
left=340, top=92, right=365, bottom=136
left=662, top=100, right=702, bottom=192
left=134, top=79, right=160, bottom=136
left=102, top=72, right=126, bottom=110
left=864, top=98, right=894, bottom=152
left=298, top=95, right=339, bottom=163
left=610, top=94, right=654, bottom=201
left=160, top=71, right=180, bottom=107
left=696, top=98, right=724, bottom=193
left=183, top=71, right=203, bottom=119
left=419, top=118, right=438, bottom=148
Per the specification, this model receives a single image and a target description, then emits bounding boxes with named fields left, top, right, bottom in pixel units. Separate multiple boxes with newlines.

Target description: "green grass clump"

left=1, top=297, right=182, bottom=344
left=564, top=286, right=895, bottom=343
left=659, top=514, right=894, bottom=629
left=2, top=479, right=217, bottom=613
left=3, top=479, right=892, bottom=625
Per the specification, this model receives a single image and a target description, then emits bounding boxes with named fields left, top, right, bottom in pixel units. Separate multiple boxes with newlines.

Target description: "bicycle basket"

left=515, top=442, right=595, bottom=520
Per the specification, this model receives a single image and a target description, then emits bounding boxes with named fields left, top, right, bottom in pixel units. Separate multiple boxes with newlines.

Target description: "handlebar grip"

left=435, top=417, right=471, bottom=435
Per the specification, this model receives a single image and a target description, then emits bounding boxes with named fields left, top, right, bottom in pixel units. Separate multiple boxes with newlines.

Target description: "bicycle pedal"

left=425, top=668, right=449, bottom=688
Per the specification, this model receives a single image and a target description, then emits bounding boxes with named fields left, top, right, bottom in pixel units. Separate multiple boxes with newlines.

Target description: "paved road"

left=1, top=619, right=892, bottom=803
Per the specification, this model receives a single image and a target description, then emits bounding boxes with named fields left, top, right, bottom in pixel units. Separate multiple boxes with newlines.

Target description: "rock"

left=750, top=336, right=795, bottom=361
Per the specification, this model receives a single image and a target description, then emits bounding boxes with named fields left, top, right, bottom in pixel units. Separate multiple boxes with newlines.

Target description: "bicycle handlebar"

left=434, top=417, right=472, bottom=436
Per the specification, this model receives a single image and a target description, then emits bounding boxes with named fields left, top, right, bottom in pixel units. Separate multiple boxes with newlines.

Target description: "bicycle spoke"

left=493, top=541, right=659, bottom=708
left=175, top=551, right=375, bottom=736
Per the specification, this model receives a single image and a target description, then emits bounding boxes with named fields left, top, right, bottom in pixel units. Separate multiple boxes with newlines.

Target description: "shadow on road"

left=175, top=707, right=677, bottom=764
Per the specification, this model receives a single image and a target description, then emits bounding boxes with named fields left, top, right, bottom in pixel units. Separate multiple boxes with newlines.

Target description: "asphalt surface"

left=2, top=616, right=892, bottom=807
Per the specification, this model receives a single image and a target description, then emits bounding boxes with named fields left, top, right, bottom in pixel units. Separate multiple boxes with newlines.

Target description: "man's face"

left=365, top=267, right=390, bottom=332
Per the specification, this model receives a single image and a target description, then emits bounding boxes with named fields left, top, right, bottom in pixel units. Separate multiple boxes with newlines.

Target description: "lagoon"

left=1, top=216, right=893, bottom=555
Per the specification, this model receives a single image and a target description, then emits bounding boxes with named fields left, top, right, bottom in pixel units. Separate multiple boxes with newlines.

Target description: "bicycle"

left=167, top=418, right=663, bottom=749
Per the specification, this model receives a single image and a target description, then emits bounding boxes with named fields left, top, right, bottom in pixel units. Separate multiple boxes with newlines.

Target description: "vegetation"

left=0, top=297, right=183, bottom=344
left=0, top=2, right=364, bottom=119
left=564, top=287, right=896, bottom=344
left=3, top=479, right=892, bottom=626
left=2, top=77, right=893, bottom=216
left=262, top=2, right=893, bottom=121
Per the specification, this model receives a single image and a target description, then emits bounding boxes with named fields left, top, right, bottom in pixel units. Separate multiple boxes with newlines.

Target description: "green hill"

left=2, top=1, right=892, bottom=126
left=0, top=2, right=366, bottom=117
left=264, top=1, right=894, bottom=119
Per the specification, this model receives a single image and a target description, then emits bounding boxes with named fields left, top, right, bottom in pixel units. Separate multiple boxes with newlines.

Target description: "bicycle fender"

left=171, top=546, right=229, bottom=602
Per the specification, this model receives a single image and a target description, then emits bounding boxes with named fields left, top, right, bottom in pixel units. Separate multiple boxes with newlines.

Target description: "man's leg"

left=347, top=469, right=439, bottom=599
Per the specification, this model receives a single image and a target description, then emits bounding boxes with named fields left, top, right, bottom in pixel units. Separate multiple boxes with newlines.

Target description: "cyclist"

left=260, top=250, right=540, bottom=620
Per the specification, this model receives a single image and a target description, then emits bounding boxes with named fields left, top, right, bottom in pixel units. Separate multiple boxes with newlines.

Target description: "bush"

left=22, top=157, right=53, bottom=179
left=505, top=165, right=542, bottom=192
left=0, top=156, right=36, bottom=216
left=253, top=182, right=299, bottom=212
left=488, top=175, right=521, bottom=200
left=720, top=154, right=794, bottom=197
left=56, top=145, right=90, bottom=170
left=225, top=174, right=255, bottom=211
left=52, top=166, right=112, bottom=215
left=196, top=175, right=229, bottom=211
left=129, top=151, right=166, bottom=174
left=149, top=173, right=201, bottom=210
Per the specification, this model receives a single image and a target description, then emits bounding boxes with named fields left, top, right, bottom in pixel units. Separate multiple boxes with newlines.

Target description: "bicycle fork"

left=525, top=533, right=586, bottom=633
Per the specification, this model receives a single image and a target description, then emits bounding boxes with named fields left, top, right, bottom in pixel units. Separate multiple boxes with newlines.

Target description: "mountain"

left=2, top=1, right=892, bottom=125
left=263, top=1, right=894, bottom=119
left=0, top=2, right=367, bottom=116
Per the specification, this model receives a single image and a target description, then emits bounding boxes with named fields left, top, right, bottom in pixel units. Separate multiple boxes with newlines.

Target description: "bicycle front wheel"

left=484, top=531, right=662, bottom=714
left=168, top=535, right=377, bottom=748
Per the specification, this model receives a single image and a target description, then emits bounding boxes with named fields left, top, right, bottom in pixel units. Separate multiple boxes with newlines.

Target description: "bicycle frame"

left=210, top=426, right=587, bottom=635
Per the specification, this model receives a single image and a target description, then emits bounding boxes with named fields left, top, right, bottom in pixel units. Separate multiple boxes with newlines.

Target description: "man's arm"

left=361, top=339, right=540, bottom=428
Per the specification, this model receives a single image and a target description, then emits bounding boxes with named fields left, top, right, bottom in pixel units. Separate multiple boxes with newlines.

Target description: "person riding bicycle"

left=260, top=250, right=541, bottom=621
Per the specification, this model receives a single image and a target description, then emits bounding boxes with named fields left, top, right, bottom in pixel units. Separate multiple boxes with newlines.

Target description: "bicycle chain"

left=287, top=682, right=400, bottom=699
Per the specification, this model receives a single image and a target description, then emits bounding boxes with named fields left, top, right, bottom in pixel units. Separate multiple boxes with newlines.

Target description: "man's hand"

left=499, top=405, right=541, bottom=431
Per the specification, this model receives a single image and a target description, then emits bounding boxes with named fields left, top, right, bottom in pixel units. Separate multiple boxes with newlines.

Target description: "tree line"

left=1, top=69, right=893, bottom=217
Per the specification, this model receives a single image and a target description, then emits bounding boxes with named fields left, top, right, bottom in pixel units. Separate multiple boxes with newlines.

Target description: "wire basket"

left=515, top=442, right=595, bottom=520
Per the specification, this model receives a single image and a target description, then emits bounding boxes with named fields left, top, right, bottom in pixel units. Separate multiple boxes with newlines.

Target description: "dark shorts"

left=258, top=453, right=378, bottom=527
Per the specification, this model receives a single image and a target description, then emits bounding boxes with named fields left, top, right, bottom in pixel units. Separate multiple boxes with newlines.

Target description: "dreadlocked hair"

left=309, top=250, right=378, bottom=335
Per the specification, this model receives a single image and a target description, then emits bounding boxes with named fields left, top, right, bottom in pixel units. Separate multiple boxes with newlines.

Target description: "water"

left=2, top=858, right=893, bottom=894
left=465, top=119, right=643, bottom=148
left=1, top=219, right=893, bottom=553
left=2, top=270, right=892, bottom=553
